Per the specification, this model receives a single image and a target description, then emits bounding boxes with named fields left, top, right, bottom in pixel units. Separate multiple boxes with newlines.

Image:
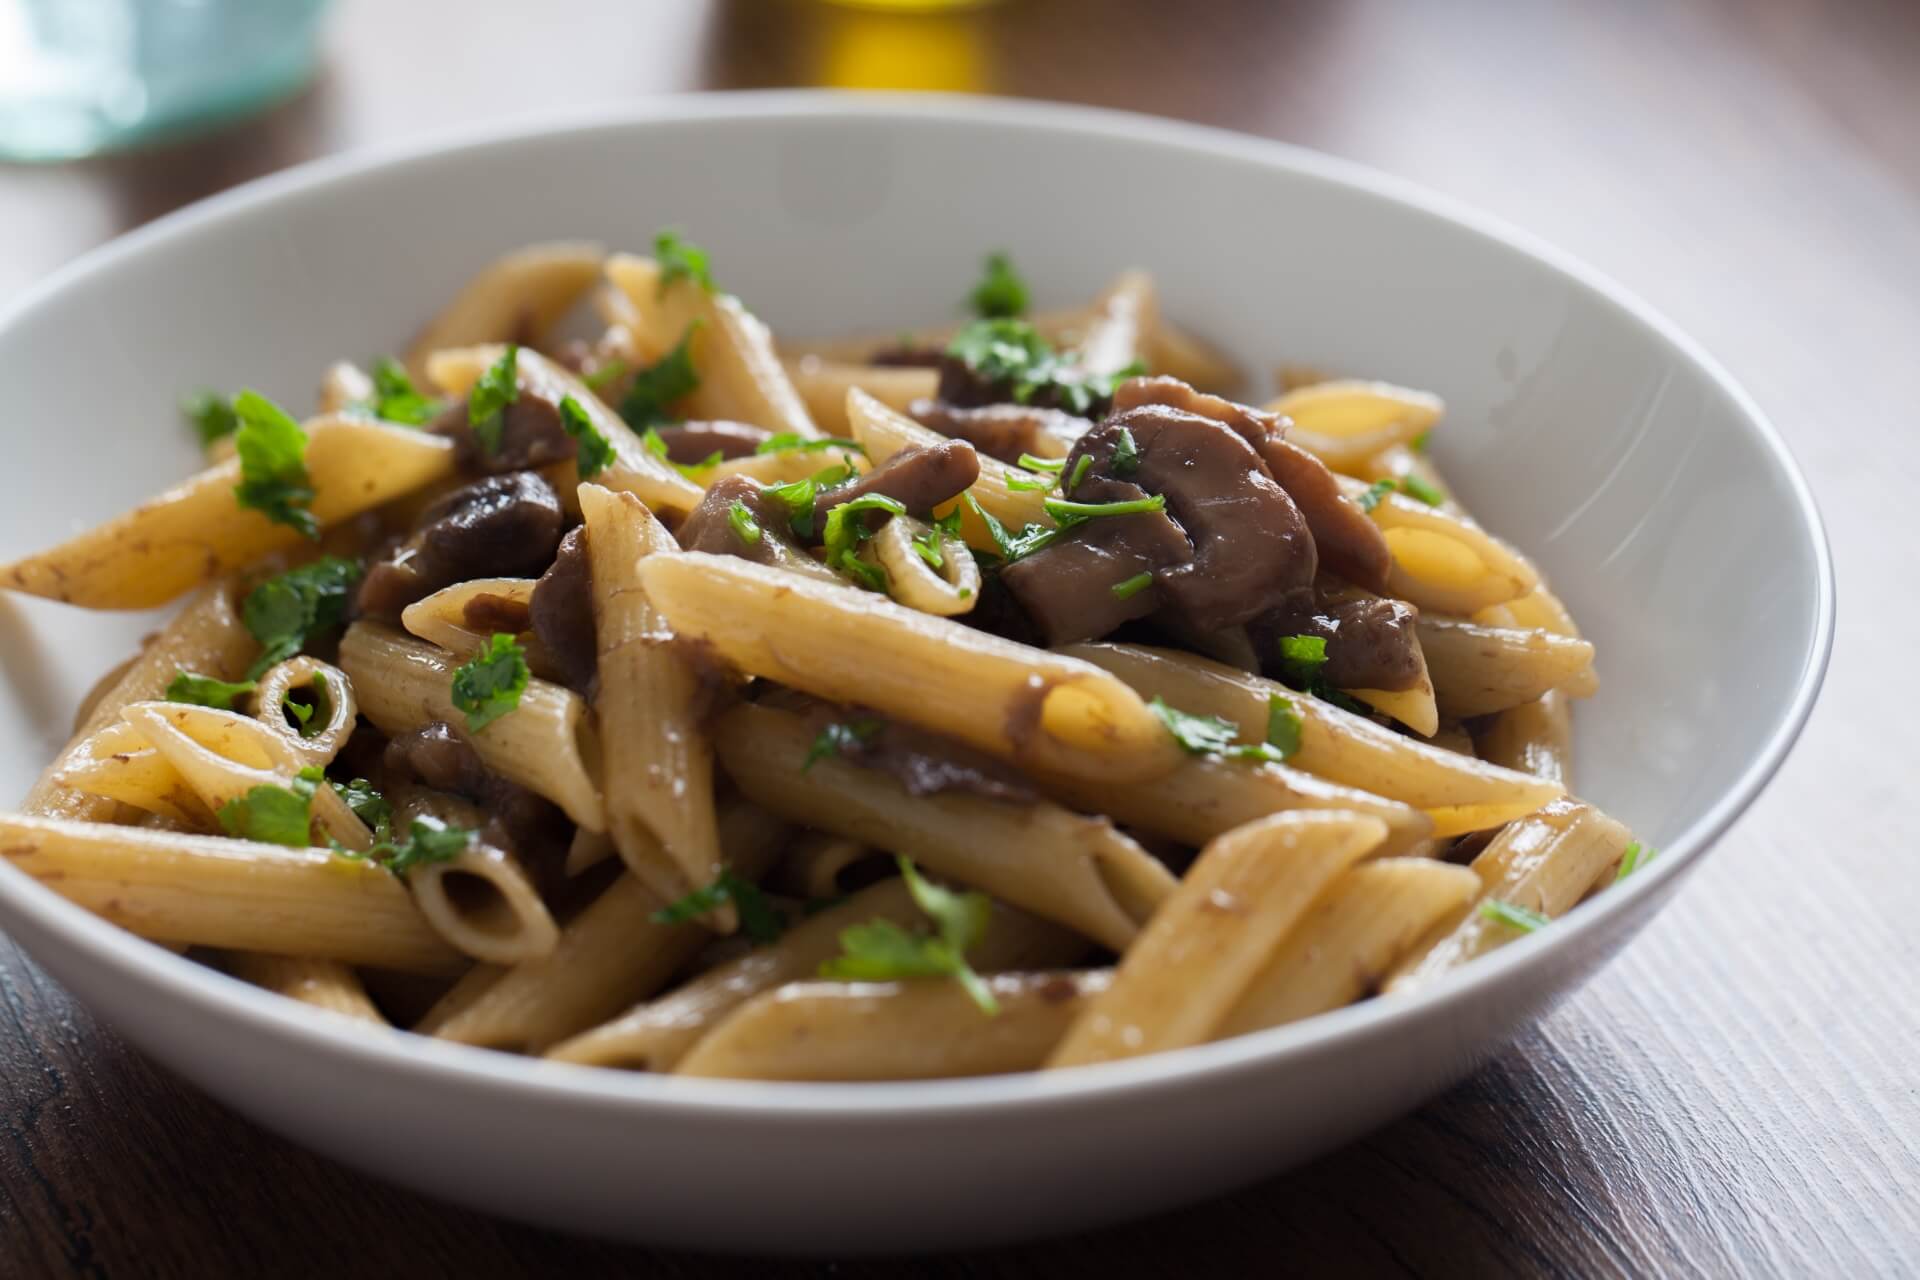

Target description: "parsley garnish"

left=620, top=321, right=703, bottom=429
left=1357, top=478, right=1396, bottom=513
left=231, top=390, right=318, bottom=539
left=1004, top=471, right=1052, bottom=493
left=582, top=358, right=629, bottom=391
left=557, top=394, right=615, bottom=480
left=1411, top=430, right=1432, bottom=454
left=358, top=358, right=446, bottom=426
left=1110, top=571, right=1153, bottom=601
left=340, top=816, right=474, bottom=877
left=1479, top=898, right=1550, bottom=933
left=728, top=500, right=763, bottom=547
left=1615, top=840, right=1657, bottom=882
left=183, top=390, right=238, bottom=447
left=967, top=251, right=1029, bottom=319
left=654, top=229, right=715, bottom=296
left=217, top=769, right=320, bottom=847
left=1400, top=473, right=1445, bottom=506
left=911, top=524, right=947, bottom=569
left=330, top=777, right=392, bottom=842
left=467, top=345, right=520, bottom=455
left=756, top=433, right=863, bottom=456
left=1262, top=692, right=1304, bottom=761
left=1043, top=494, right=1166, bottom=521
left=1015, top=453, right=1065, bottom=473
left=944, top=319, right=1144, bottom=416
left=961, top=493, right=1062, bottom=563
left=1150, top=697, right=1240, bottom=755
left=449, top=633, right=530, bottom=733
left=1276, top=634, right=1329, bottom=685
left=821, top=494, right=905, bottom=591
left=1064, top=454, right=1094, bottom=493
left=1110, top=427, right=1140, bottom=476
left=820, top=856, right=999, bottom=1015
left=282, top=672, right=332, bottom=738
left=164, top=671, right=255, bottom=710
left=651, top=871, right=787, bottom=944
left=802, top=718, right=882, bottom=770
left=241, top=557, right=361, bottom=679
left=760, top=462, right=855, bottom=542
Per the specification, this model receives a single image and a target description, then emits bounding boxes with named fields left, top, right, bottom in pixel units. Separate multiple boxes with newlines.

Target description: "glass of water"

left=0, top=0, right=330, bottom=162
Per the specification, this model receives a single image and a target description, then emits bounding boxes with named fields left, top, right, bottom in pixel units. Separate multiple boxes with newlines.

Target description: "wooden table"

left=3, top=0, right=1914, bottom=1273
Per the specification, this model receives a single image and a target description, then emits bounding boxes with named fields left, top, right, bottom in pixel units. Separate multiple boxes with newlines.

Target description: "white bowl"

left=0, top=93, right=1832, bottom=1254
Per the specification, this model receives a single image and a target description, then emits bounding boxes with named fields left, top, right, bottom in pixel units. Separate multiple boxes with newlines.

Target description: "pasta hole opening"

left=439, top=871, right=523, bottom=940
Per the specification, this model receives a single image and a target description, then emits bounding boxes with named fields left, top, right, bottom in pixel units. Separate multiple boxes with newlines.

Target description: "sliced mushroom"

left=908, top=398, right=1091, bottom=464
left=355, top=471, right=564, bottom=621
left=429, top=389, right=575, bottom=474
left=999, top=510, right=1193, bottom=646
left=1248, top=583, right=1424, bottom=691
left=678, top=475, right=842, bottom=583
left=384, top=722, right=574, bottom=881
left=651, top=421, right=772, bottom=464
left=530, top=526, right=596, bottom=695
left=809, top=440, right=980, bottom=526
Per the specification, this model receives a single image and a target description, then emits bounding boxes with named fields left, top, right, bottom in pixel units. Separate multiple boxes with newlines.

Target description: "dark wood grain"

left=3, top=0, right=1916, bottom=1274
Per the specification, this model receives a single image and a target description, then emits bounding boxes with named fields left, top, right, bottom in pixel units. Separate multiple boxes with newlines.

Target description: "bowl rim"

left=0, top=89, right=1835, bottom=1120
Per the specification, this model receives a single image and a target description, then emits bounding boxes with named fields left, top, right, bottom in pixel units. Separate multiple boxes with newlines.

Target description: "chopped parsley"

left=1400, top=473, right=1445, bottom=506
left=330, top=776, right=392, bottom=841
left=1063, top=454, right=1094, bottom=493
left=620, top=321, right=703, bottom=429
left=760, top=462, right=855, bottom=542
left=967, top=251, right=1029, bottom=319
left=282, top=672, right=333, bottom=738
left=1479, top=898, right=1550, bottom=933
left=342, top=816, right=474, bottom=878
left=164, top=671, right=255, bottom=711
left=1110, top=427, right=1140, bottom=476
left=1357, top=478, right=1396, bottom=514
left=651, top=870, right=787, bottom=944
left=582, top=358, right=629, bottom=391
left=1262, top=692, right=1304, bottom=761
left=821, top=494, right=906, bottom=591
left=217, top=768, right=320, bottom=847
left=449, top=633, right=530, bottom=733
left=1004, top=471, right=1052, bottom=493
left=802, top=718, right=882, bottom=771
left=944, top=318, right=1145, bottom=416
left=1043, top=493, right=1166, bottom=522
left=1148, top=694, right=1298, bottom=764
left=1275, top=634, right=1329, bottom=685
left=1015, top=453, right=1066, bottom=473
left=962, top=493, right=1064, bottom=563
left=183, top=390, right=238, bottom=447
left=654, top=229, right=715, bottom=296
left=358, top=358, right=446, bottom=426
left=467, top=345, right=520, bottom=455
left=1110, top=571, right=1154, bottom=601
left=819, top=856, right=999, bottom=1015
left=231, top=390, right=318, bottom=539
left=756, top=433, right=863, bottom=456
left=728, top=500, right=763, bottom=546
left=1615, top=840, right=1657, bottom=882
left=1411, top=430, right=1432, bottom=454
left=241, top=557, right=362, bottom=679
left=639, top=426, right=720, bottom=477
left=557, top=394, right=616, bottom=480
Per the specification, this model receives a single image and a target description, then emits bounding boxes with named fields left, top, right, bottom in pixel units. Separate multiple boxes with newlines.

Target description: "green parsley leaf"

left=620, top=321, right=703, bottom=429
left=1261, top=692, right=1303, bottom=761
left=1411, top=429, right=1432, bottom=455
left=755, top=433, right=864, bottom=456
left=468, top=345, right=520, bottom=455
left=819, top=856, right=998, bottom=1015
left=1149, top=697, right=1241, bottom=756
left=728, top=499, right=763, bottom=547
left=1615, top=840, right=1657, bottom=882
left=1400, top=473, right=1445, bottom=507
left=342, top=816, right=473, bottom=878
left=1110, top=427, right=1140, bottom=476
left=1276, top=634, right=1330, bottom=684
left=1015, top=453, right=1066, bottom=473
left=967, top=251, right=1029, bottom=319
left=330, top=777, right=392, bottom=842
left=165, top=670, right=255, bottom=710
left=1043, top=494, right=1166, bottom=521
left=557, top=394, right=616, bottom=480
left=1479, top=898, right=1550, bottom=933
left=217, top=770, right=320, bottom=847
left=651, top=871, right=788, bottom=944
left=944, top=319, right=1141, bottom=416
left=961, top=493, right=1064, bottom=563
left=1110, top=571, right=1154, bottom=601
left=582, top=358, right=630, bottom=391
left=183, top=390, right=238, bottom=447
left=760, top=462, right=855, bottom=542
left=821, top=492, right=905, bottom=591
left=359, top=357, right=447, bottom=426
left=231, top=390, right=318, bottom=539
left=802, top=718, right=883, bottom=771
left=1064, top=454, right=1094, bottom=493
left=1004, top=471, right=1052, bottom=493
left=240, top=557, right=362, bottom=679
left=1357, top=478, right=1396, bottom=514
left=449, top=633, right=531, bottom=733
left=911, top=524, right=947, bottom=569
left=654, top=229, right=716, bottom=296
left=282, top=672, right=332, bottom=739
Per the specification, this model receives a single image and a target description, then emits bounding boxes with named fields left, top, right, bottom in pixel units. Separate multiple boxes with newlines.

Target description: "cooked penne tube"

left=316, top=361, right=375, bottom=416
left=1417, top=617, right=1595, bottom=719
left=783, top=355, right=937, bottom=434
left=577, top=483, right=724, bottom=920
left=1063, top=643, right=1562, bottom=831
left=1032, top=752, right=1432, bottom=856
left=1217, top=858, right=1482, bottom=1036
left=1426, top=722, right=1478, bottom=758
left=776, top=832, right=886, bottom=900
left=53, top=728, right=207, bottom=826
left=1388, top=798, right=1632, bottom=991
left=605, top=253, right=819, bottom=438
left=714, top=702, right=1174, bottom=951
left=223, top=953, right=386, bottom=1025
left=424, top=344, right=705, bottom=516
left=404, top=240, right=604, bottom=378
left=1339, top=478, right=1537, bottom=614
left=251, top=656, right=357, bottom=770
left=1348, top=675, right=1439, bottom=738
left=1476, top=689, right=1573, bottom=787
left=400, top=578, right=535, bottom=656
left=0, top=419, right=455, bottom=611
left=846, top=389, right=1054, bottom=552
left=548, top=875, right=1086, bottom=1071
left=1077, top=270, right=1156, bottom=376
left=389, top=785, right=558, bottom=964
left=1357, top=441, right=1458, bottom=513
left=1266, top=380, right=1442, bottom=474
left=866, top=515, right=979, bottom=616
left=338, top=622, right=605, bottom=831
left=1047, top=810, right=1389, bottom=1068
left=424, top=804, right=790, bottom=1052
left=563, top=827, right=616, bottom=878
left=1476, top=584, right=1599, bottom=698
left=676, top=970, right=1114, bottom=1081
left=0, top=814, right=461, bottom=973
left=643, top=555, right=1179, bottom=784
left=694, top=444, right=866, bottom=489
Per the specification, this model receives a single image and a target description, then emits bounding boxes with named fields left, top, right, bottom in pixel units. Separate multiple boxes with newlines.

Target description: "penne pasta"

left=338, top=622, right=606, bottom=831
left=404, top=240, right=604, bottom=379
left=0, top=814, right=462, bottom=973
left=783, top=355, right=937, bottom=434
left=1348, top=673, right=1439, bottom=739
left=713, top=702, right=1174, bottom=952
left=1217, top=858, right=1482, bottom=1036
left=1416, top=617, right=1595, bottom=719
left=223, top=952, right=386, bottom=1026
left=1476, top=689, right=1573, bottom=787
left=250, top=656, right=357, bottom=770
left=675, top=970, right=1114, bottom=1081
left=1266, top=380, right=1442, bottom=474
left=0, top=419, right=455, bottom=611
left=400, top=577, right=535, bottom=658
left=1077, top=270, right=1156, bottom=376
left=776, top=832, right=886, bottom=900
left=640, top=554, right=1180, bottom=784
left=865, top=515, right=979, bottom=617
left=388, top=785, right=558, bottom=965
left=1047, top=810, right=1389, bottom=1068
left=694, top=445, right=866, bottom=490
left=1341, top=479, right=1538, bottom=615
left=1476, top=584, right=1600, bottom=699
left=316, top=361, right=375, bottom=416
